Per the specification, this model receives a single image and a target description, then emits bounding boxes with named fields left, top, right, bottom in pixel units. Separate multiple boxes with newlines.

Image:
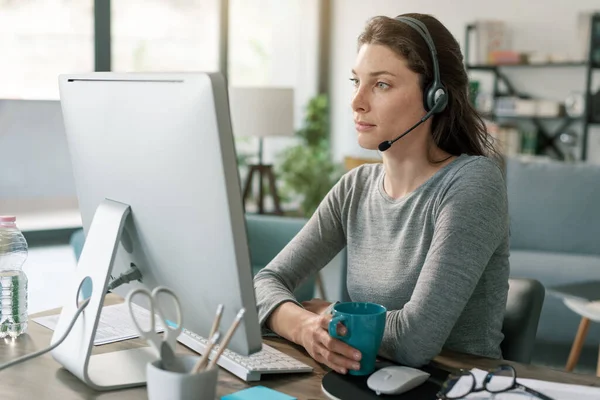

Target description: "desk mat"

left=321, top=361, right=449, bottom=400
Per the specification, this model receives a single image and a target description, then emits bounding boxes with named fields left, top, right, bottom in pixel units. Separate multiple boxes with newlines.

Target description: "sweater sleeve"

left=378, top=158, right=509, bottom=366
left=253, top=174, right=348, bottom=328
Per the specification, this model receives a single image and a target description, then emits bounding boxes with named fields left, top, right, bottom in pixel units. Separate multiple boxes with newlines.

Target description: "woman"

left=253, top=13, right=510, bottom=375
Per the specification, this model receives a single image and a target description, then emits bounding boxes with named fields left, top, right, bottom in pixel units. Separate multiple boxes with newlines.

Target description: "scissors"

left=126, top=286, right=183, bottom=372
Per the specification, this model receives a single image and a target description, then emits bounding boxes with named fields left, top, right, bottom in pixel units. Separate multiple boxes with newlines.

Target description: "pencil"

left=209, top=304, right=224, bottom=339
left=192, top=332, right=221, bottom=374
left=207, top=308, right=246, bottom=370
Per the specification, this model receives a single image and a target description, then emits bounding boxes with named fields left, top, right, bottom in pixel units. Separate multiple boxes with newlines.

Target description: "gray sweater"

left=253, top=154, right=510, bottom=366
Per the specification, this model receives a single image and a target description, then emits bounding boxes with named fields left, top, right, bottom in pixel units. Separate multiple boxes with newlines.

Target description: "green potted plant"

left=275, top=94, right=344, bottom=218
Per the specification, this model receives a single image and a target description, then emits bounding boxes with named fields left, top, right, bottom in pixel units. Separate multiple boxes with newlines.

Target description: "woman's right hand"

left=296, top=313, right=362, bottom=374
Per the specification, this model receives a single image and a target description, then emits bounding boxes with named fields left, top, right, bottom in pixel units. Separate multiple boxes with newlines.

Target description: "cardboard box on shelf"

left=535, top=100, right=562, bottom=117
left=473, top=20, right=510, bottom=65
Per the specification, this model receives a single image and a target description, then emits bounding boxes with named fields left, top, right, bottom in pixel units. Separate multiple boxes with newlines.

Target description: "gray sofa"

left=506, top=156, right=600, bottom=349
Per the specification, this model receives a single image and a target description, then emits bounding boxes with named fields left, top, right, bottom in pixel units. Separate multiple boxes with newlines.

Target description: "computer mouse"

left=366, top=366, right=431, bottom=395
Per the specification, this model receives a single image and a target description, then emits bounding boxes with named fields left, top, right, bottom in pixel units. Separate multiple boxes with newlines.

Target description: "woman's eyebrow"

left=351, top=69, right=397, bottom=77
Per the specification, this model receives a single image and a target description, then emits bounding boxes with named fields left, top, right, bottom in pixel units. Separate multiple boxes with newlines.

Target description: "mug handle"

left=328, top=316, right=350, bottom=339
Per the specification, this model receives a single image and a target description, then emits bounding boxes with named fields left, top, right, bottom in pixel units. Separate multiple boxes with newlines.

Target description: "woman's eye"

left=376, top=82, right=390, bottom=89
left=349, top=78, right=359, bottom=87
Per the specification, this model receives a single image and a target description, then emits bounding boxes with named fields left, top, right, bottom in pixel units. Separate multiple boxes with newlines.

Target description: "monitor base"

left=50, top=199, right=155, bottom=391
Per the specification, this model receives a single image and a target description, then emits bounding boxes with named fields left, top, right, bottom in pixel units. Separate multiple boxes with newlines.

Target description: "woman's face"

left=351, top=44, right=426, bottom=151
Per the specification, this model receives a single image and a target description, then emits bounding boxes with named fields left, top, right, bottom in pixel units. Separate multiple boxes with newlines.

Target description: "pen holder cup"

left=147, top=355, right=218, bottom=400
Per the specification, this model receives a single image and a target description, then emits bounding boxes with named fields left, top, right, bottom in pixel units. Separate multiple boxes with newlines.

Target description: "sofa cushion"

left=509, top=249, right=600, bottom=345
left=506, top=158, right=600, bottom=255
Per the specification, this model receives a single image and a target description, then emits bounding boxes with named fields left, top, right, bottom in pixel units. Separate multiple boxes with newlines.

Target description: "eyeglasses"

left=437, top=364, right=555, bottom=400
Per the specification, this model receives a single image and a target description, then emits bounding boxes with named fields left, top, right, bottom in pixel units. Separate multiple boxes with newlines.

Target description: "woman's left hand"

left=301, top=299, right=332, bottom=315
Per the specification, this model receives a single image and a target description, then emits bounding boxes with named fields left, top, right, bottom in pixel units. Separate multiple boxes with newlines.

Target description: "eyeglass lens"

left=440, top=371, right=475, bottom=399
left=485, top=365, right=517, bottom=393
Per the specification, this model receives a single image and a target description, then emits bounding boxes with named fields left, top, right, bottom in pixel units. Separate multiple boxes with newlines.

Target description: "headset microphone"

left=378, top=93, right=447, bottom=152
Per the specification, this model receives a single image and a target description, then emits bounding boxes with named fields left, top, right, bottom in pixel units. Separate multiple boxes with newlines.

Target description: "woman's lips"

left=355, top=121, right=376, bottom=132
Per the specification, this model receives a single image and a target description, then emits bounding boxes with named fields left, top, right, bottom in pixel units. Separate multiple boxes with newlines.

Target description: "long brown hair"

left=357, top=13, right=499, bottom=160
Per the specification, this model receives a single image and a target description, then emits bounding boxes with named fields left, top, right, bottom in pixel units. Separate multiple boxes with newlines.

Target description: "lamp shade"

left=228, top=87, right=294, bottom=138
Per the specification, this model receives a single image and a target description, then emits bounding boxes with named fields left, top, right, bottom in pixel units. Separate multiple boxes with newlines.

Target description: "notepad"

left=32, top=302, right=164, bottom=345
left=221, top=386, right=296, bottom=400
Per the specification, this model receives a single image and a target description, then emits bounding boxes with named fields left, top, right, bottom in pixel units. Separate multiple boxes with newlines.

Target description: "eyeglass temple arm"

left=516, top=383, right=555, bottom=400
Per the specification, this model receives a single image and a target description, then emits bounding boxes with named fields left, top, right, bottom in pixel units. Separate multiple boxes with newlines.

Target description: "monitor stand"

left=50, top=199, right=156, bottom=391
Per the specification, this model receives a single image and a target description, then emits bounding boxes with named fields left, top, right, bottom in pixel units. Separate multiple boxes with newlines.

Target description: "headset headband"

left=394, top=16, right=442, bottom=93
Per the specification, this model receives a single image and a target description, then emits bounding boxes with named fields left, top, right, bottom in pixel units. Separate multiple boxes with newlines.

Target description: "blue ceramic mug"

left=328, top=302, right=387, bottom=375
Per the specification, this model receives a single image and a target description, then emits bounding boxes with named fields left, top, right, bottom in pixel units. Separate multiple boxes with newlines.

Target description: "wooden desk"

left=2, top=297, right=600, bottom=400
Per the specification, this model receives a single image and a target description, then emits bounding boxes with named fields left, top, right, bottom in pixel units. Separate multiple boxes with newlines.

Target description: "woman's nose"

left=351, top=88, right=369, bottom=113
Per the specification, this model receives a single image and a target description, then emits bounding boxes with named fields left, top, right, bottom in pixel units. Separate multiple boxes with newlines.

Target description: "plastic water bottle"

left=0, top=216, right=28, bottom=339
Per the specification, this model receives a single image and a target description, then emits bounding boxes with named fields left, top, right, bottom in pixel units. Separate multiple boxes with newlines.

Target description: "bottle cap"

left=0, top=216, right=16, bottom=223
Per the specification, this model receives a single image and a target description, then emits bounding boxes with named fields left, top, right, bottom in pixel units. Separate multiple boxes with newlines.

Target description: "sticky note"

left=221, top=385, right=297, bottom=400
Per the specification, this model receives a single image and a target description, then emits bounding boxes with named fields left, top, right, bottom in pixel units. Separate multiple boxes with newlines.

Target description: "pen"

left=207, top=308, right=246, bottom=370
left=192, top=331, right=221, bottom=374
left=209, top=304, right=224, bottom=339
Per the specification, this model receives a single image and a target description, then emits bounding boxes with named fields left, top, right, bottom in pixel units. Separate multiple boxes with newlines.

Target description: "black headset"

left=394, top=16, right=448, bottom=114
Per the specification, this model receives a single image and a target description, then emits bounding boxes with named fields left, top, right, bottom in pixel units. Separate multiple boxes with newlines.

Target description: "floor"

left=26, top=244, right=599, bottom=377
left=533, top=341, right=597, bottom=375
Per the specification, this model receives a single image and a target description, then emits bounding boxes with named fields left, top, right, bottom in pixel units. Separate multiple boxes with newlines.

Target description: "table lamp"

left=228, top=87, right=294, bottom=215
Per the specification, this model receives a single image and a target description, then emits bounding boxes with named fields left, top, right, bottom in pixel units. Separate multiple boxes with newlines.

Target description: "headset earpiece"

left=429, top=91, right=448, bottom=114
left=395, top=16, right=447, bottom=114
left=423, top=83, right=432, bottom=111
left=426, top=85, right=448, bottom=113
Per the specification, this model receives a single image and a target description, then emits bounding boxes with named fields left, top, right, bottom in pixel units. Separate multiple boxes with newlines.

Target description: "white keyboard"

left=178, top=329, right=313, bottom=381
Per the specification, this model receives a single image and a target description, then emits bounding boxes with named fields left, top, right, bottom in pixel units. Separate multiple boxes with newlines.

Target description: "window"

left=0, top=0, right=94, bottom=99
left=228, top=0, right=320, bottom=164
left=229, top=0, right=319, bottom=127
left=111, top=0, right=220, bottom=73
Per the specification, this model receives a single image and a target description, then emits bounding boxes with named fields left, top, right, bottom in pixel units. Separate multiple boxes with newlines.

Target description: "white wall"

left=329, top=0, right=600, bottom=163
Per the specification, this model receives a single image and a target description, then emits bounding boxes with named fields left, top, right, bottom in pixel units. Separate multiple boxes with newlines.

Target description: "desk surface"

left=1, top=296, right=600, bottom=400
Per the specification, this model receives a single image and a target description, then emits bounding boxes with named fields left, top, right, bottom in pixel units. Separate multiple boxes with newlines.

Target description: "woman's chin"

left=357, top=133, right=381, bottom=151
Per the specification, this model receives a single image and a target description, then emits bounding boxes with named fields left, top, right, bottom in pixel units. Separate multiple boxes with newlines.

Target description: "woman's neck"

left=381, top=142, right=455, bottom=199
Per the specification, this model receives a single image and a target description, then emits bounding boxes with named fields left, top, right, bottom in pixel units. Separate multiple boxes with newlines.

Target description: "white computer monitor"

left=51, top=72, right=262, bottom=390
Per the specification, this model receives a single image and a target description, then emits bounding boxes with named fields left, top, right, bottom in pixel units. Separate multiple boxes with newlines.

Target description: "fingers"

left=318, top=315, right=332, bottom=329
left=319, top=315, right=347, bottom=336
left=319, top=328, right=361, bottom=364
left=311, top=321, right=361, bottom=374
left=304, top=316, right=363, bottom=375
left=316, top=342, right=361, bottom=374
